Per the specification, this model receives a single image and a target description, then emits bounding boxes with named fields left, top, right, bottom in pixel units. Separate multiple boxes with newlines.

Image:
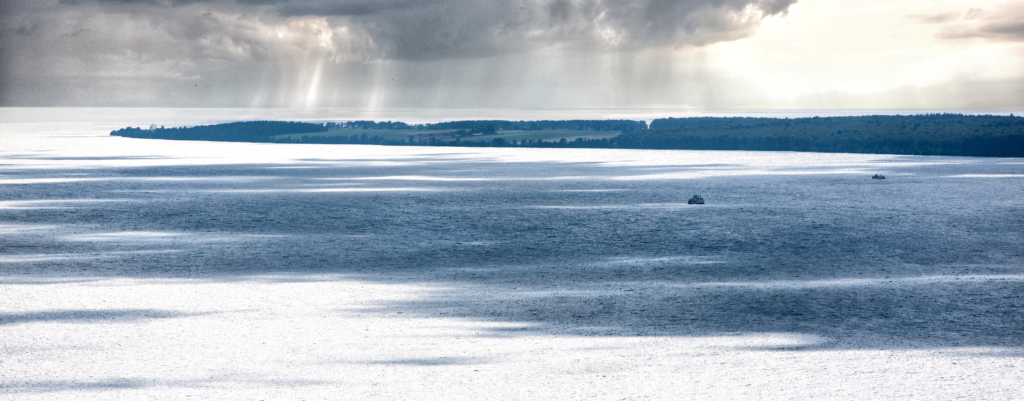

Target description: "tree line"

left=110, top=121, right=328, bottom=142
left=635, top=114, right=1024, bottom=157
left=111, top=114, right=1024, bottom=157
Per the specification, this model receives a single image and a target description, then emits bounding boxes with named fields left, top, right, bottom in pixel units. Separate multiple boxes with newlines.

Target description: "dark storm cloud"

left=954, top=20, right=1024, bottom=41
left=985, top=21, right=1024, bottom=39
left=932, top=5, right=1024, bottom=42
left=0, top=0, right=796, bottom=106
left=32, top=0, right=798, bottom=60
left=245, top=0, right=420, bottom=16
left=0, top=0, right=293, bottom=106
left=262, top=0, right=799, bottom=59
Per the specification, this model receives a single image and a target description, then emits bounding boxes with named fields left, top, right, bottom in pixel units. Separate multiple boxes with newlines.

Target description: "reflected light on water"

left=0, top=250, right=182, bottom=263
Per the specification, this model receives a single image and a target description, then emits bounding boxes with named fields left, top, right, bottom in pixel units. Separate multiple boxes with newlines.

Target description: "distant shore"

left=111, top=114, right=1024, bottom=157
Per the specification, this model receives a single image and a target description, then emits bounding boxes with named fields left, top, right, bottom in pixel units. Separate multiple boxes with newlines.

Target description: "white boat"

left=688, top=194, right=705, bottom=204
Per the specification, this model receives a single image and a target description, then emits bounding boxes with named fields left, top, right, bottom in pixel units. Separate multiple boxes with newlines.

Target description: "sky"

left=1, top=0, right=1023, bottom=110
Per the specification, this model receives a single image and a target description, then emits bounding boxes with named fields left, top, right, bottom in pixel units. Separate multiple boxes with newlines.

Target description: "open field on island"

left=3, top=120, right=1024, bottom=400
left=452, top=130, right=621, bottom=143
left=272, top=128, right=622, bottom=142
left=271, top=128, right=453, bottom=140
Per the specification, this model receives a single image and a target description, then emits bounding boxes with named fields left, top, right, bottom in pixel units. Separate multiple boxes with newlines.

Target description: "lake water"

left=2, top=111, right=1023, bottom=398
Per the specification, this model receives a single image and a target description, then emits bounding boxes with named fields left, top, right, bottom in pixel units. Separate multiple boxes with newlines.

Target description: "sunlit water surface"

left=2, top=114, right=1024, bottom=399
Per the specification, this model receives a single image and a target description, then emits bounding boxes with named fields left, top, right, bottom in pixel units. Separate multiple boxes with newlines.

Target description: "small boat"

left=872, top=173, right=885, bottom=179
left=688, top=194, right=705, bottom=204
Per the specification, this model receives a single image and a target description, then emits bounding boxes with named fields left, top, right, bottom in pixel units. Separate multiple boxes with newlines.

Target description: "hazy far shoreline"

left=109, top=114, right=1024, bottom=158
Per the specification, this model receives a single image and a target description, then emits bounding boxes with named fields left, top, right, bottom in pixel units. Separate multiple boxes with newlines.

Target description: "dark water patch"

left=363, top=357, right=489, bottom=366
left=0, top=309, right=202, bottom=325
left=1, top=378, right=150, bottom=393
left=4, top=156, right=168, bottom=161
left=0, top=377, right=338, bottom=393
left=351, top=272, right=1024, bottom=349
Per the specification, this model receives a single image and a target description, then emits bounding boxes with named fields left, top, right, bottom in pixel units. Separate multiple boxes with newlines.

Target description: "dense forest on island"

left=632, top=114, right=1024, bottom=157
left=111, top=119, right=643, bottom=143
left=110, top=121, right=328, bottom=142
left=110, top=114, right=1024, bottom=157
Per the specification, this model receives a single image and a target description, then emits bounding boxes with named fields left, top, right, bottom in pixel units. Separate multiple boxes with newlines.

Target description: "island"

left=110, top=114, right=1024, bottom=157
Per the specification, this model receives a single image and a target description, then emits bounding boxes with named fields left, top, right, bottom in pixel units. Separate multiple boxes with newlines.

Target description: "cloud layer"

left=932, top=5, right=1024, bottom=42
left=0, top=0, right=800, bottom=107
left=3, top=0, right=1023, bottom=109
left=262, top=0, right=798, bottom=59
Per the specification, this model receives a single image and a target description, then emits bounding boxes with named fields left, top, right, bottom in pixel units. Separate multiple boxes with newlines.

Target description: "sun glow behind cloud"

left=695, top=0, right=1024, bottom=108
